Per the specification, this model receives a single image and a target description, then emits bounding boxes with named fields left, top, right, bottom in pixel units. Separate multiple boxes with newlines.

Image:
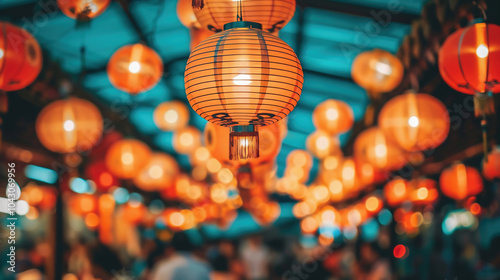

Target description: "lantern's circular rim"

left=223, top=21, right=262, bottom=30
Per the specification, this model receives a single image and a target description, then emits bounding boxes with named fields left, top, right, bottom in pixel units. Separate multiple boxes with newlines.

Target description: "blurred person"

left=354, top=242, right=392, bottom=280
left=210, top=253, right=238, bottom=280
left=477, top=235, right=500, bottom=280
left=240, top=236, right=269, bottom=280
left=150, top=231, right=211, bottom=280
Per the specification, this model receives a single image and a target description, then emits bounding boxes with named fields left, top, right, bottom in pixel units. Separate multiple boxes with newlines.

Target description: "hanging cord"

left=192, top=0, right=204, bottom=9
left=472, top=1, right=488, bottom=21
left=237, top=0, right=243, bottom=22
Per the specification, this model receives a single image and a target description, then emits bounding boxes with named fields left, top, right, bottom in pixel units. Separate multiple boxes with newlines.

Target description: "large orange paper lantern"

left=173, top=126, right=201, bottom=154
left=153, top=101, right=190, bottom=131
left=133, top=153, right=180, bottom=191
left=312, top=99, right=354, bottom=135
left=107, top=44, right=163, bottom=95
left=384, top=178, right=408, bottom=207
left=193, top=0, right=295, bottom=33
left=440, top=163, right=483, bottom=200
left=57, top=0, right=110, bottom=20
left=105, top=139, right=152, bottom=179
left=378, top=92, right=450, bottom=152
left=351, top=49, right=404, bottom=97
left=36, top=98, right=103, bottom=153
left=439, top=23, right=500, bottom=95
left=0, top=22, right=42, bottom=91
left=306, top=131, right=341, bottom=159
left=483, top=147, right=500, bottom=180
left=185, top=21, right=303, bottom=160
left=354, top=127, right=408, bottom=171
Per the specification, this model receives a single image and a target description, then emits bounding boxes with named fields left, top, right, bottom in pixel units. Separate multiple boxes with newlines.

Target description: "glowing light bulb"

left=148, top=165, right=163, bottom=179
left=233, top=74, right=251, bottom=85
left=164, top=109, right=179, bottom=124
left=63, top=120, right=75, bottom=131
left=374, top=144, right=387, bottom=158
left=316, top=136, right=329, bottom=150
left=326, top=108, right=338, bottom=120
left=416, top=187, right=428, bottom=200
left=128, top=61, right=141, bottom=73
left=408, top=116, right=419, bottom=128
left=0, top=48, right=4, bottom=59
left=121, top=152, right=134, bottom=165
left=476, top=44, right=489, bottom=58
left=180, top=132, right=194, bottom=146
left=375, top=61, right=392, bottom=75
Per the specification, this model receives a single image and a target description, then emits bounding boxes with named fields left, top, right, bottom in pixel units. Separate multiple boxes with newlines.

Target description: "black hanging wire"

left=237, top=0, right=243, bottom=22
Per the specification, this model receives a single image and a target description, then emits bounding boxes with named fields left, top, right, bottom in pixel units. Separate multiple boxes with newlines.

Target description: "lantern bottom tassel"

left=229, top=125, right=259, bottom=160
left=474, top=92, right=494, bottom=161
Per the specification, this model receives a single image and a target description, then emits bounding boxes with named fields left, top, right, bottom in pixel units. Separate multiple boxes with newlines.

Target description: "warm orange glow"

left=384, top=179, right=408, bottom=207
left=57, top=0, right=110, bottom=19
left=351, top=49, right=403, bottom=97
left=133, top=153, right=179, bottom=191
left=312, top=99, right=354, bottom=135
left=440, top=163, right=483, bottom=200
left=470, top=203, right=481, bottom=215
left=287, top=150, right=312, bottom=168
left=306, top=131, right=341, bottom=159
left=36, top=98, right=103, bottom=153
left=85, top=213, right=100, bottom=228
left=154, top=101, right=190, bottom=131
left=177, top=0, right=201, bottom=28
left=483, top=147, right=500, bottom=180
left=365, top=196, right=381, bottom=212
left=105, top=139, right=152, bottom=179
left=193, top=0, right=295, bottom=33
left=122, top=203, right=147, bottom=224
left=169, top=212, right=186, bottom=228
left=379, top=92, right=450, bottom=152
left=173, top=126, right=201, bottom=154
left=0, top=22, right=42, bottom=91
left=301, top=217, right=318, bottom=234
left=107, top=44, right=163, bottom=95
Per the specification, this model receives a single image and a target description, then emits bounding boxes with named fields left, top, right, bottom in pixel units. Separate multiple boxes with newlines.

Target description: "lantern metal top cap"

left=224, top=21, right=262, bottom=31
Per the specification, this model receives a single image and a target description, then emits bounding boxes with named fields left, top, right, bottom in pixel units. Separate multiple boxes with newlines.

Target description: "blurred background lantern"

left=384, top=178, right=408, bottom=207
left=36, top=98, right=103, bottom=153
left=193, top=0, right=296, bottom=33
left=0, top=22, right=42, bottom=91
left=85, top=161, right=118, bottom=192
left=483, top=146, right=500, bottom=180
left=133, top=153, right=180, bottom=191
left=247, top=122, right=282, bottom=166
left=153, top=101, right=190, bottom=131
left=285, top=150, right=313, bottom=184
left=105, top=139, right=152, bottom=179
left=173, top=126, right=201, bottom=154
left=204, top=122, right=230, bottom=163
left=121, top=202, right=147, bottom=225
left=306, top=130, right=341, bottom=159
left=440, top=163, right=483, bottom=201
left=354, top=127, right=408, bottom=171
left=378, top=92, right=450, bottom=152
left=68, top=194, right=98, bottom=216
left=184, top=21, right=303, bottom=160
left=312, top=99, right=354, bottom=135
left=176, top=0, right=212, bottom=50
left=408, top=178, right=439, bottom=205
left=107, top=44, right=163, bottom=95
left=351, top=49, right=404, bottom=98
left=57, top=0, right=110, bottom=20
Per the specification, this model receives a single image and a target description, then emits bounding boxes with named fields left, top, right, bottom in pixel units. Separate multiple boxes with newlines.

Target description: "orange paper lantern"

left=133, top=153, right=180, bottom=191
left=351, top=49, right=404, bottom=97
left=306, top=131, right=341, bottom=159
left=105, top=139, right=152, bottom=179
left=173, top=126, right=202, bottom=154
left=36, top=98, right=103, bottom=153
left=483, top=147, right=500, bottom=180
left=0, top=22, right=42, bottom=91
left=57, top=0, right=110, bottom=20
left=153, top=101, right=190, bottom=131
left=384, top=178, right=408, bottom=207
left=408, top=178, right=439, bottom=205
left=440, top=163, right=483, bottom=200
left=107, top=44, right=163, bottom=95
left=439, top=23, right=500, bottom=95
left=185, top=21, right=303, bottom=160
left=378, top=92, right=450, bottom=152
left=193, top=0, right=295, bottom=33
left=177, top=0, right=201, bottom=29
left=354, top=127, right=408, bottom=171
left=312, top=99, right=354, bottom=135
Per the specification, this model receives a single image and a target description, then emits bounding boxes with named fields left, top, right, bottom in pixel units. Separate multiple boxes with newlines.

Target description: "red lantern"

left=0, top=22, right=42, bottom=91
left=440, top=163, right=483, bottom=200
left=483, top=146, right=500, bottom=180
left=439, top=23, right=500, bottom=95
left=85, top=161, right=119, bottom=192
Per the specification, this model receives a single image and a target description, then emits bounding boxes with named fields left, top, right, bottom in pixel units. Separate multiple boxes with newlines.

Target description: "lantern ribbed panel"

left=194, top=0, right=295, bottom=33
left=185, top=27, right=303, bottom=127
left=439, top=23, right=500, bottom=95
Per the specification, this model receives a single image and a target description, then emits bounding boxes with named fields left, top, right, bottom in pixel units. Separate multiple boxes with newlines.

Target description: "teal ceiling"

left=0, top=0, right=427, bottom=174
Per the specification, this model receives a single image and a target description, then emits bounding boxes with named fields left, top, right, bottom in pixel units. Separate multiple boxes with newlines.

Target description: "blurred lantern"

left=133, top=153, right=179, bottom=191
left=153, top=101, right=190, bottom=131
left=285, top=150, right=313, bottom=183
left=351, top=49, right=403, bottom=98
left=205, top=122, right=231, bottom=163
left=88, top=130, right=122, bottom=160
left=107, top=44, right=163, bottom=95
left=384, top=178, right=408, bottom=207
left=122, top=202, right=147, bottom=224
left=173, top=126, right=201, bottom=154
left=364, top=196, right=383, bottom=214
left=68, top=194, right=97, bottom=216
left=36, top=98, right=103, bottom=153
left=177, top=0, right=201, bottom=29
left=312, top=100, right=354, bottom=135
left=483, top=146, right=500, bottom=180
left=193, top=0, right=295, bottom=33
left=301, top=216, right=319, bottom=234
left=0, top=22, right=42, bottom=91
left=98, top=194, right=115, bottom=244
left=306, top=131, right=341, bottom=159
left=85, top=161, right=118, bottom=192
left=440, top=163, right=483, bottom=200
left=247, top=122, right=282, bottom=166
left=439, top=23, right=500, bottom=155
left=185, top=21, right=303, bottom=160
left=378, top=92, right=450, bottom=152
left=354, top=127, right=408, bottom=171
left=57, top=0, right=110, bottom=20
left=355, top=160, right=388, bottom=186
left=250, top=200, right=281, bottom=226
left=408, top=178, right=439, bottom=205
left=105, top=139, right=152, bottom=179
left=337, top=158, right=360, bottom=193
